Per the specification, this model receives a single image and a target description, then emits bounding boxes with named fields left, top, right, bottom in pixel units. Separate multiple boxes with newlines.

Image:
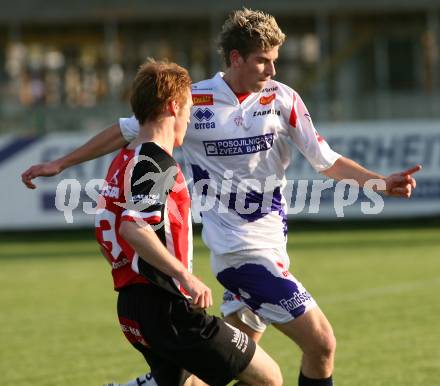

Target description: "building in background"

left=0, top=0, right=439, bottom=133
left=1, top=1, right=439, bottom=229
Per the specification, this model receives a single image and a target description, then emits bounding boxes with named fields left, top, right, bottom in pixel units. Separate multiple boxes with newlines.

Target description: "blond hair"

left=218, top=8, right=286, bottom=66
left=130, top=59, right=192, bottom=124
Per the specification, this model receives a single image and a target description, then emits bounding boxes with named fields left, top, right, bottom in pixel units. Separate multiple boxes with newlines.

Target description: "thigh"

left=235, top=344, right=282, bottom=386
left=118, top=284, right=256, bottom=386
left=117, top=285, right=191, bottom=386
left=273, top=306, right=335, bottom=354
left=215, top=249, right=317, bottom=324
left=223, top=311, right=264, bottom=343
left=220, top=289, right=267, bottom=336
left=166, top=299, right=257, bottom=386
left=137, top=343, right=191, bottom=386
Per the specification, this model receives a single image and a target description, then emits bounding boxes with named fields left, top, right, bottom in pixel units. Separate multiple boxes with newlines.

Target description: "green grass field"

left=1, top=220, right=439, bottom=386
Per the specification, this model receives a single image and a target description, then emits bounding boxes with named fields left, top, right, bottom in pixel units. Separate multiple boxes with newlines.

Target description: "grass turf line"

left=0, top=223, right=439, bottom=386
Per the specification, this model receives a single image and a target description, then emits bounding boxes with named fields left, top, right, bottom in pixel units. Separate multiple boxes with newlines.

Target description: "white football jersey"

left=120, top=72, right=340, bottom=255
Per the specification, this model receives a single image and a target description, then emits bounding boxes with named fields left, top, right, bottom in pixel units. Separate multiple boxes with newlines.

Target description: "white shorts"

left=221, top=289, right=268, bottom=332
left=212, top=248, right=317, bottom=329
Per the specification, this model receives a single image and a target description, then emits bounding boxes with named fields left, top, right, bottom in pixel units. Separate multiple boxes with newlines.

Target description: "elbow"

left=321, top=156, right=345, bottom=179
left=119, top=221, right=132, bottom=241
left=321, top=164, right=337, bottom=179
left=119, top=220, right=147, bottom=246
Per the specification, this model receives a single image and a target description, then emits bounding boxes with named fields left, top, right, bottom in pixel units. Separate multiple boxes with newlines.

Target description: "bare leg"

left=223, top=313, right=264, bottom=343
left=183, top=375, right=209, bottom=386
left=236, top=344, right=283, bottom=386
left=183, top=343, right=282, bottom=386
left=274, top=307, right=336, bottom=379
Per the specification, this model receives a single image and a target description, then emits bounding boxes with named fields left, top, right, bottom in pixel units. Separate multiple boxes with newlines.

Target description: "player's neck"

left=223, top=69, right=250, bottom=94
left=129, top=119, right=174, bottom=154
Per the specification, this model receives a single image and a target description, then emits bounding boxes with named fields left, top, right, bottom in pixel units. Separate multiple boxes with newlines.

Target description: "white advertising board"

left=0, top=132, right=115, bottom=230
left=0, top=120, right=439, bottom=230
left=285, top=120, right=440, bottom=219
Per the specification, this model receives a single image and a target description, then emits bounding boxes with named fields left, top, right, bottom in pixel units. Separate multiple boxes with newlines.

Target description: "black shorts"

left=117, top=284, right=256, bottom=386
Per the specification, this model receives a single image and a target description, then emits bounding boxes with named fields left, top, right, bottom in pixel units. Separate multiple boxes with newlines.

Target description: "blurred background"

left=1, top=0, right=440, bottom=133
left=1, top=0, right=439, bottom=229
left=1, top=2, right=439, bottom=386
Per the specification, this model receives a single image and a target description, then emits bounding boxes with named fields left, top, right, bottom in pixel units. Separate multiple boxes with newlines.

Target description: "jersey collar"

left=212, top=72, right=260, bottom=107
left=212, top=72, right=237, bottom=104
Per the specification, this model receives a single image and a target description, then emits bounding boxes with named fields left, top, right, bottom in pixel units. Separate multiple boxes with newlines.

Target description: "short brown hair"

left=219, top=8, right=286, bottom=66
left=130, top=59, right=192, bottom=124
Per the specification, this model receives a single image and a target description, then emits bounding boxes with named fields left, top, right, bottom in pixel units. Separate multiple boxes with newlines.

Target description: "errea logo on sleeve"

left=193, top=108, right=216, bottom=129
left=193, top=108, right=214, bottom=122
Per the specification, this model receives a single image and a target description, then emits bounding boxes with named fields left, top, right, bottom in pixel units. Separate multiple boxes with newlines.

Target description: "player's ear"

left=229, top=49, right=243, bottom=68
left=168, top=100, right=179, bottom=116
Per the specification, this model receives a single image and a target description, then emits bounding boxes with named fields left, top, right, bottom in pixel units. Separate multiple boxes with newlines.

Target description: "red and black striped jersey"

left=95, top=142, right=192, bottom=296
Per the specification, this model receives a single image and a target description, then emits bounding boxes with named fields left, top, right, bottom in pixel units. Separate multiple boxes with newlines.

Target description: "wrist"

left=175, top=266, right=191, bottom=283
left=375, top=177, right=388, bottom=195
left=377, top=177, right=387, bottom=191
left=52, top=158, right=66, bottom=173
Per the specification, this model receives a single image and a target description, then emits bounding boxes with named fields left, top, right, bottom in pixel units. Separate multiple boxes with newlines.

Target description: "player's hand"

left=384, top=165, right=421, bottom=198
left=181, top=273, right=213, bottom=309
left=21, top=160, right=63, bottom=189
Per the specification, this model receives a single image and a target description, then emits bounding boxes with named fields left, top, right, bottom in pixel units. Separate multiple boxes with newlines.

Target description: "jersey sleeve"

left=119, top=116, right=141, bottom=142
left=121, top=149, right=178, bottom=225
left=287, top=91, right=341, bottom=172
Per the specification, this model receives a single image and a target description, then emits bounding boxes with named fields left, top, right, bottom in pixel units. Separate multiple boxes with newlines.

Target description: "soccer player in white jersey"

left=22, top=9, right=420, bottom=386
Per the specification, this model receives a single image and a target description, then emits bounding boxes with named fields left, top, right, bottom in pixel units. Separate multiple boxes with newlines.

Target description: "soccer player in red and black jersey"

left=95, top=60, right=282, bottom=386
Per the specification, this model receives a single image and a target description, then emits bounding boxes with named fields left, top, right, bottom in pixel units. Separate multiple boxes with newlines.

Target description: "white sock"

left=118, top=373, right=158, bottom=386
left=136, top=373, right=158, bottom=386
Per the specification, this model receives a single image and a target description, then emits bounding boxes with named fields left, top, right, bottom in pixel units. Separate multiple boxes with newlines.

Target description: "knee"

left=247, top=357, right=283, bottom=386
left=252, top=359, right=283, bottom=386
left=312, top=330, right=337, bottom=360
left=302, top=327, right=336, bottom=361
left=264, top=361, right=283, bottom=386
left=323, top=331, right=336, bottom=358
left=255, top=364, right=283, bottom=386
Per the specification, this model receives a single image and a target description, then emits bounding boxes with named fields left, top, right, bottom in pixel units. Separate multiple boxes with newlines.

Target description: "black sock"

left=298, top=371, right=333, bottom=386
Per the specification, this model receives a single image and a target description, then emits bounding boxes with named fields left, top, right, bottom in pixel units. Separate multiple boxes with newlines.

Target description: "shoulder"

left=191, top=77, right=215, bottom=92
left=269, top=81, right=308, bottom=112
left=134, top=143, right=176, bottom=173
left=130, top=144, right=180, bottom=196
left=265, top=80, right=296, bottom=99
left=191, top=77, right=216, bottom=106
left=259, top=80, right=297, bottom=106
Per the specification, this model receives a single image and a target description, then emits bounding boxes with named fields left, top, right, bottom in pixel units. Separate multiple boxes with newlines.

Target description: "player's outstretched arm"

left=21, top=123, right=128, bottom=189
left=119, top=220, right=213, bottom=309
left=322, top=156, right=421, bottom=198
